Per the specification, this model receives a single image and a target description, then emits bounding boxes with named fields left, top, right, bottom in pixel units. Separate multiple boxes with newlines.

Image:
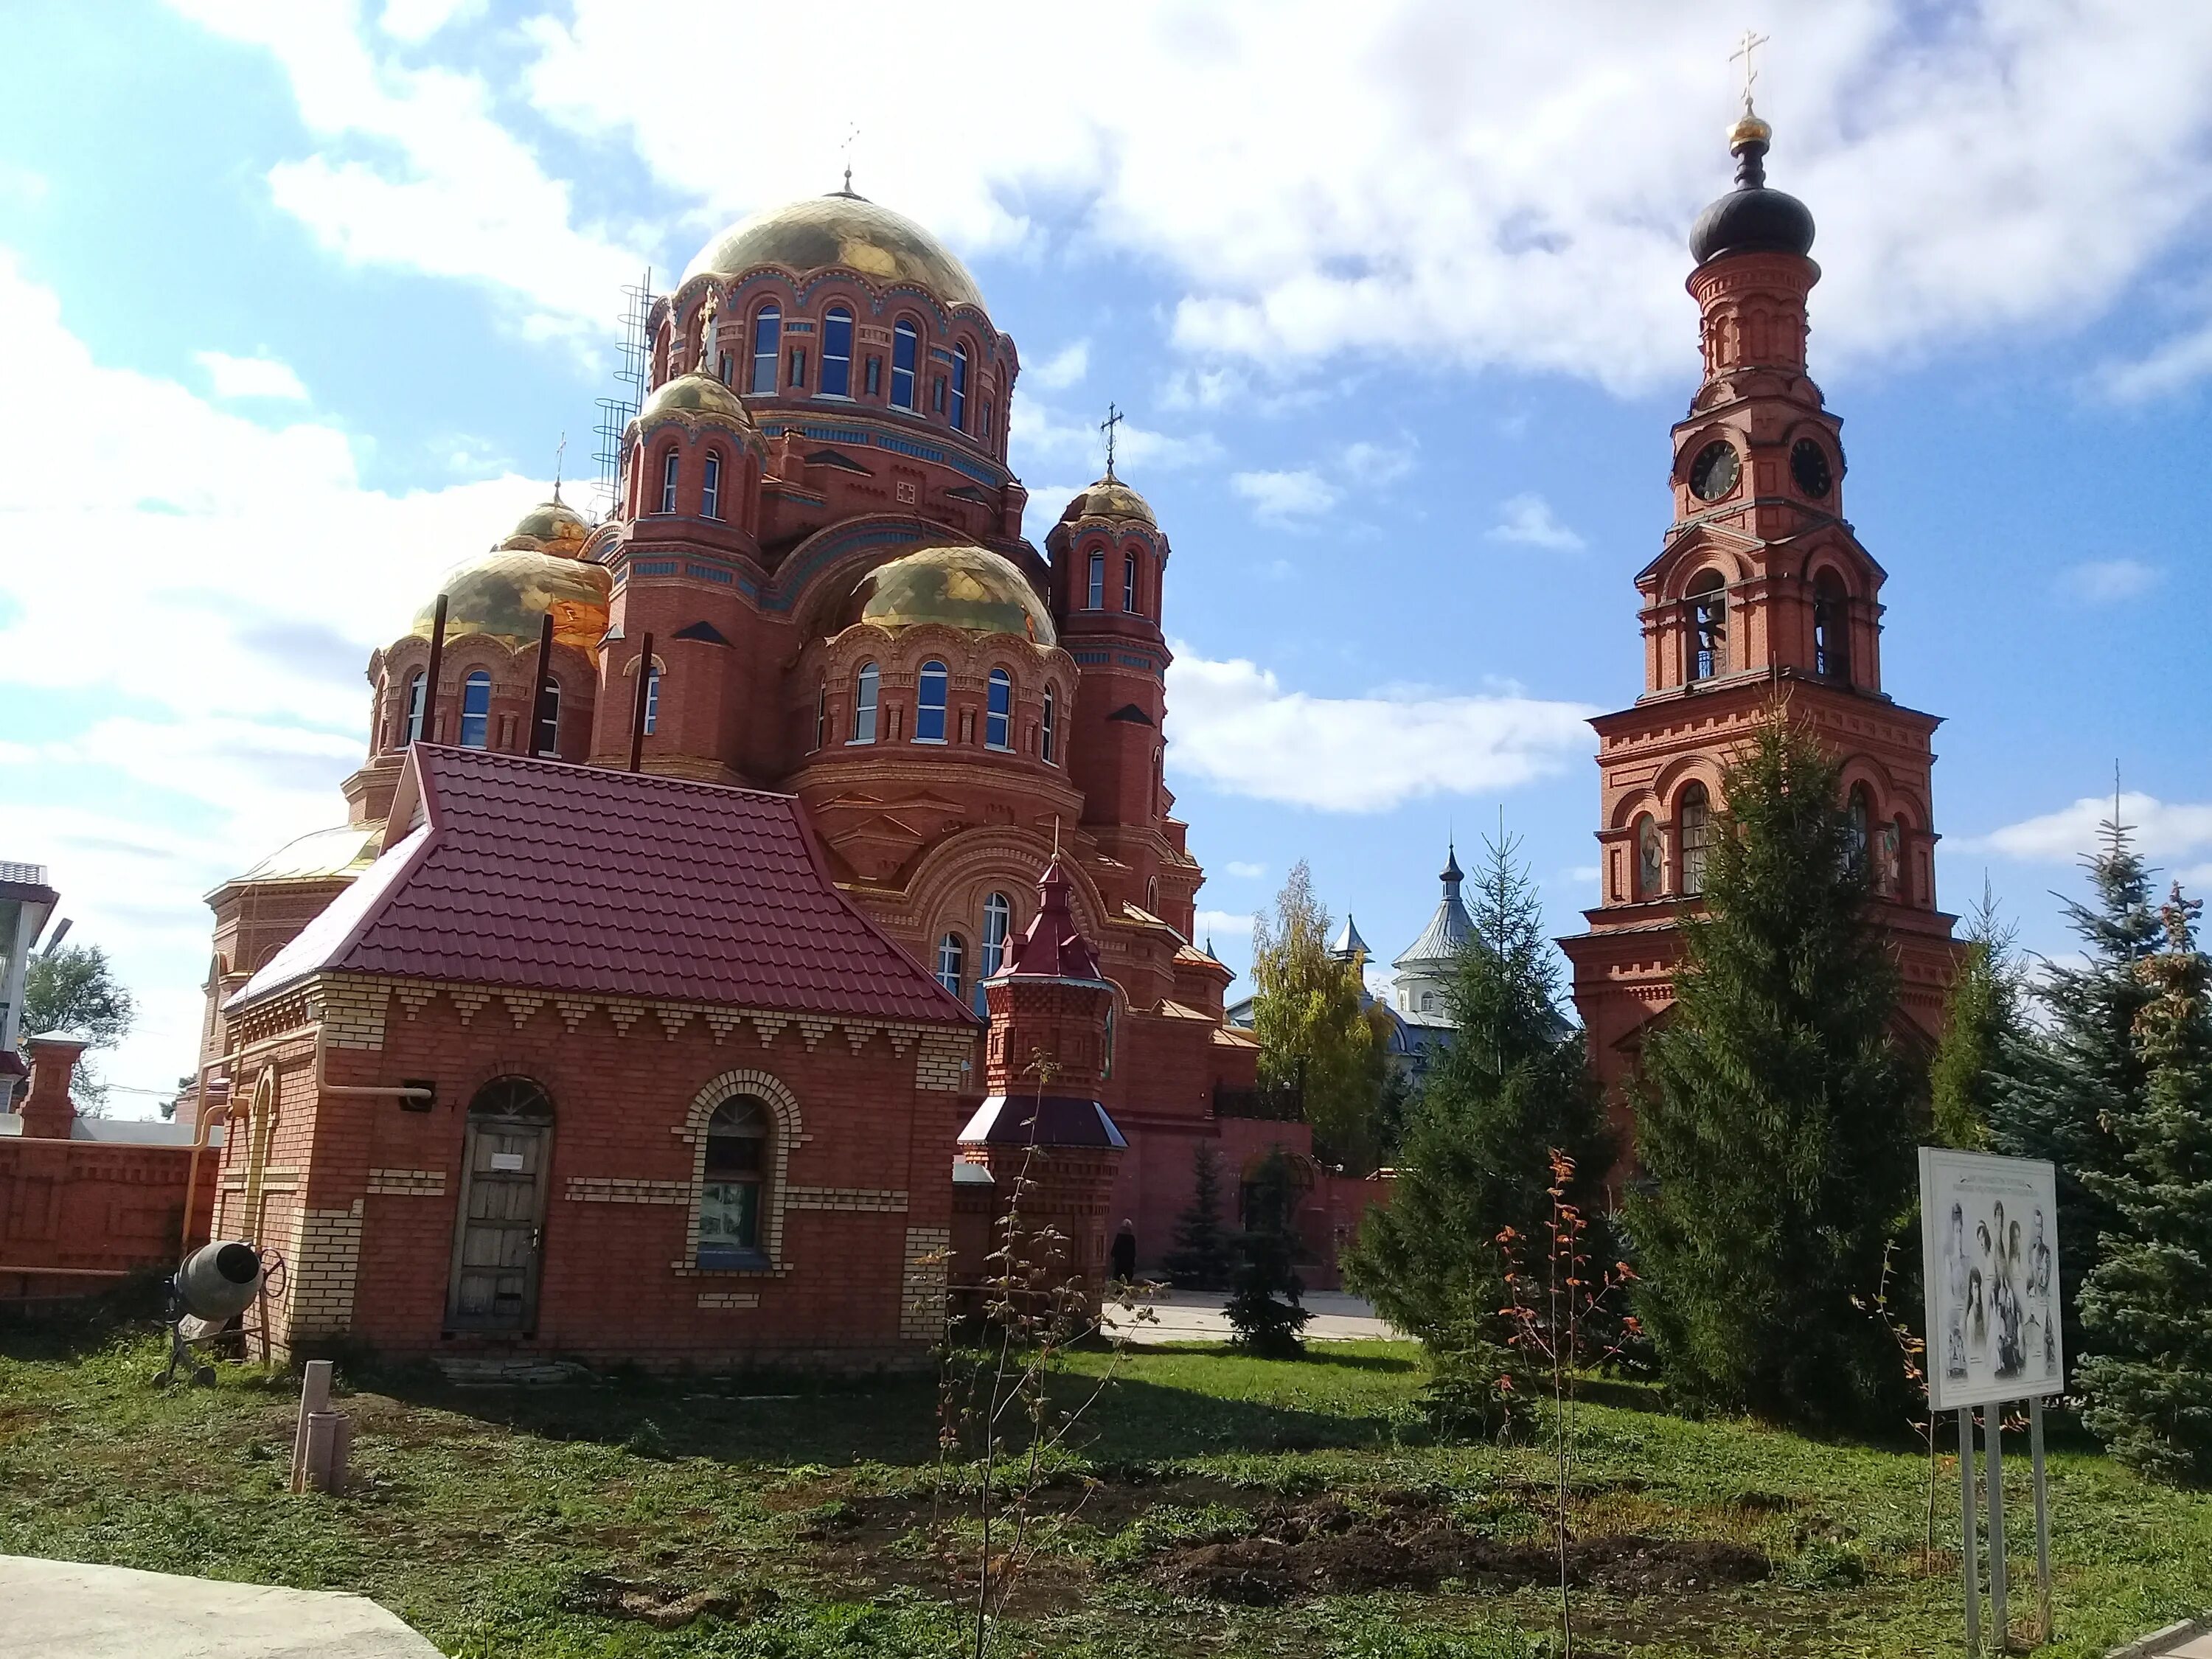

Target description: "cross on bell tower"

left=1099, top=403, right=1123, bottom=481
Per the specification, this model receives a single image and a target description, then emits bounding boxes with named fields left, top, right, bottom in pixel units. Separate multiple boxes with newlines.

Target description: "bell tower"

left=1560, top=102, right=1961, bottom=1116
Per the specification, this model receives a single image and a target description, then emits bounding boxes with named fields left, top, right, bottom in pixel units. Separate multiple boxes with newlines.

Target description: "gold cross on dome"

left=1731, top=29, right=1770, bottom=114
left=553, top=431, right=566, bottom=495
left=841, top=122, right=860, bottom=195
left=1101, top=403, right=1123, bottom=480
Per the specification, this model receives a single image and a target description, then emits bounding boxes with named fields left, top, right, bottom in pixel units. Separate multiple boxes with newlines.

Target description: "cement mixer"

left=161, top=1240, right=264, bottom=1385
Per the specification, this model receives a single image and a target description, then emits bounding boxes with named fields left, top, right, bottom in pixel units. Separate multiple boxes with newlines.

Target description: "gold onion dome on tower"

left=498, top=495, right=592, bottom=557
left=684, top=192, right=987, bottom=314
left=1060, top=474, right=1156, bottom=529
left=636, top=368, right=754, bottom=428
left=839, top=543, right=1056, bottom=647
left=410, top=505, right=613, bottom=658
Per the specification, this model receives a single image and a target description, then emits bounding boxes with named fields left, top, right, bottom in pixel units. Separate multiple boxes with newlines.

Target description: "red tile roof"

left=234, top=747, right=973, bottom=1025
left=1003, top=859, right=1104, bottom=981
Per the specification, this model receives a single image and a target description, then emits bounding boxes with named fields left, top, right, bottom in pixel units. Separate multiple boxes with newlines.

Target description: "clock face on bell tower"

left=1790, top=437, right=1833, bottom=499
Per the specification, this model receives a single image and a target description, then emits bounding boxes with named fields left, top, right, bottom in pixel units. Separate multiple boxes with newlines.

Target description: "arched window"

left=936, top=932, right=965, bottom=999
left=915, top=659, right=948, bottom=742
left=1687, top=569, right=1727, bottom=681
left=1124, top=551, right=1139, bottom=613
left=1847, top=783, right=1871, bottom=874
left=985, top=668, right=1012, bottom=749
left=1678, top=783, right=1712, bottom=896
left=533, top=680, right=560, bottom=757
left=459, top=669, right=492, bottom=748
left=950, top=343, right=969, bottom=430
left=821, top=306, right=853, bottom=396
left=981, top=891, right=1012, bottom=978
left=851, top=661, right=879, bottom=743
left=750, top=304, right=780, bottom=394
left=1085, top=550, right=1105, bottom=610
left=813, top=678, right=827, bottom=751
left=1635, top=813, right=1662, bottom=900
left=658, top=449, right=680, bottom=515
left=701, top=451, right=722, bottom=519
left=1147, top=876, right=1159, bottom=914
left=403, top=670, right=426, bottom=745
left=1813, top=570, right=1849, bottom=681
left=698, top=1096, right=770, bottom=1266
left=891, top=319, right=919, bottom=410
left=642, top=664, right=660, bottom=735
left=1040, top=686, right=1057, bottom=765
left=1421, top=990, right=1439, bottom=1014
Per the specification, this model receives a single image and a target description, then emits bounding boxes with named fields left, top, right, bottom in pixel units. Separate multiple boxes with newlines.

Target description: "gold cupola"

left=1059, top=473, right=1156, bottom=529
left=684, top=192, right=987, bottom=316
left=409, top=500, right=613, bottom=659
left=497, top=495, right=592, bottom=557
left=838, top=543, right=1056, bottom=646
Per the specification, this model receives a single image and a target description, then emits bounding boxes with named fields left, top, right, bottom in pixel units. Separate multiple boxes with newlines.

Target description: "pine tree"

left=1250, top=861, right=1389, bottom=1172
left=1627, top=711, right=1919, bottom=1431
left=2078, top=885, right=2212, bottom=1485
left=1930, top=883, right=2021, bottom=1150
left=1163, top=1140, right=1234, bottom=1290
left=1342, top=831, right=1613, bottom=1355
left=1989, top=812, right=2162, bottom=1366
left=1225, top=1145, right=1312, bottom=1357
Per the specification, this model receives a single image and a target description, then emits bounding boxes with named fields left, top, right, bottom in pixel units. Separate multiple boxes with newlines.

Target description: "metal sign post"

left=1989, top=1404, right=2009, bottom=1646
left=1959, top=1406, right=1980, bottom=1657
left=2031, top=1397, right=2053, bottom=1644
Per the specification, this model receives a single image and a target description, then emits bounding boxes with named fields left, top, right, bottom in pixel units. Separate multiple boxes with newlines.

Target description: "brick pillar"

left=20, top=1034, right=88, bottom=1140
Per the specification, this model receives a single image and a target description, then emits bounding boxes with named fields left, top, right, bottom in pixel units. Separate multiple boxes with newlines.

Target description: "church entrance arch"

left=445, top=1077, right=555, bottom=1334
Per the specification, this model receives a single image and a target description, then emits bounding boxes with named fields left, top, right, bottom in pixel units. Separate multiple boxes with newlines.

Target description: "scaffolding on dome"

left=593, top=269, right=654, bottom=515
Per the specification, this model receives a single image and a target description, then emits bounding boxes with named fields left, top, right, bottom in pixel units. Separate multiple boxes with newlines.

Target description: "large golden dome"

left=498, top=497, right=591, bottom=557
left=411, top=549, right=613, bottom=657
left=840, top=544, right=1054, bottom=646
left=685, top=192, right=987, bottom=313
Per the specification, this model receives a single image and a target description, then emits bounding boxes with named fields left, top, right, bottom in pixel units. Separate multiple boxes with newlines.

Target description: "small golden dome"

left=1060, top=475, right=1156, bottom=529
left=410, top=549, right=613, bottom=658
left=636, top=369, right=754, bottom=428
left=498, top=496, right=591, bottom=557
left=840, top=543, right=1055, bottom=646
left=685, top=192, right=987, bottom=314
left=234, top=823, right=383, bottom=886
left=1728, top=112, right=1773, bottom=152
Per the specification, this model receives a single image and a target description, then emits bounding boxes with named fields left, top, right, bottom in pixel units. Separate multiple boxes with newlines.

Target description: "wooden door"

left=446, top=1111, right=551, bottom=1332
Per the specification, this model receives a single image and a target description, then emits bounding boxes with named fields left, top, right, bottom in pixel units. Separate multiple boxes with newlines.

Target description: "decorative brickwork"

left=366, top=1168, right=445, bottom=1196
left=288, top=1200, right=365, bottom=1340
left=698, top=1290, right=761, bottom=1310
left=566, top=1177, right=691, bottom=1205
left=902, top=1225, right=951, bottom=1342
left=785, top=1186, right=909, bottom=1213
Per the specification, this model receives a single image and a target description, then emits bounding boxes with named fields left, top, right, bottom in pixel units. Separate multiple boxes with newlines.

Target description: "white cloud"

left=1964, top=792, right=2212, bottom=864
left=378, top=0, right=482, bottom=43
left=1231, top=468, right=1340, bottom=526
left=167, top=0, right=645, bottom=347
left=0, top=248, right=556, bottom=1101
left=1194, top=908, right=1256, bottom=940
left=1342, top=438, right=1416, bottom=487
left=2057, top=557, right=2160, bottom=603
left=195, top=349, right=308, bottom=400
left=1166, top=644, right=1595, bottom=813
left=1012, top=400, right=1219, bottom=479
left=1487, top=492, right=1585, bottom=551
left=1029, top=340, right=1090, bottom=390
left=1224, top=860, right=1266, bottom=880
left=2092, top=313, right=2212, bottom=402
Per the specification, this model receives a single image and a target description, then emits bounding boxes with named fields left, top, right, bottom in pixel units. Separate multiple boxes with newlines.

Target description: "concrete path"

left=2109, top=1621, right=2212, bottom=1659
left=1101, top=1287, right=1399, bottom=1346
left=0, top=1556, right=441, bottom=1658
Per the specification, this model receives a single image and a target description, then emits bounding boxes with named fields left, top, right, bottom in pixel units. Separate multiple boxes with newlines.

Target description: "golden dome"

left=636, top=369, right=754, bottom=428
left=841, top=543, right=1055, bottom=646
left=1728, top=112, right=1773, bottom=152
left=685, top=192, right=987, bottom=313
left=411, top=549, right=613, bottom=657
left=498, top=496, right=591, bottom=557
left=1060, top=475, right=1156, bottom=529
left=234, top=823, right=382, bottom=886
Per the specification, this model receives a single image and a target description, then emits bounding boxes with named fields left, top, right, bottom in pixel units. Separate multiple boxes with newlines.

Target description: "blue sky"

left=4, top=0, right=2211, bottom=1108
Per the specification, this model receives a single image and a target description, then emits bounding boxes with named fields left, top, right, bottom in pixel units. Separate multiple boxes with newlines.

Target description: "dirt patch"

left=1149, top=1493, right=1768, bottom=1607
left=564, top=1572, right=778, bottom=1628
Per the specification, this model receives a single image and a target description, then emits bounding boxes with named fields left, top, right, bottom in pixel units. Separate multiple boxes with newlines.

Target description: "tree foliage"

left=1930, top=884, right=2021, bottom=1151
left=1163, top=1140, right=1234, bottom=1291
left=1249, top=860, right=1390, bottom=1172
left=19, top=943, right=135, bottom=1109
left=1627, top=711, right=1919, bottom=1431
left=2077, top=884, right=2212, bottom=1485
left=1988, top=813, right=2161, bottom=1365
left=1342, top=831, right=1613, bottom=1360
left=1225, top=1145, right=1312, bottom=1358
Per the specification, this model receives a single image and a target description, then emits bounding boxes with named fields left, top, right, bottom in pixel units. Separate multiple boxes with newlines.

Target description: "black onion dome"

left=1688, top=114, right=1816, bottom=265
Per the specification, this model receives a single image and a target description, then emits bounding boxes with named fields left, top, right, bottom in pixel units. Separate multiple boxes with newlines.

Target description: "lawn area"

left=1, top=1306, right=2207, bottom=1658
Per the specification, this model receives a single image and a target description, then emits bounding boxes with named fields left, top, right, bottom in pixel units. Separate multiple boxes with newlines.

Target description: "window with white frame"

left=851, top=662, right=878, bottom=742
left=697, top=1095, right=770, bottom=1266
left=915, top=660, right=947, bottom=742
left=459, top=670, right=491, bottom=748
left=985, top=668, right=1012, bottom=749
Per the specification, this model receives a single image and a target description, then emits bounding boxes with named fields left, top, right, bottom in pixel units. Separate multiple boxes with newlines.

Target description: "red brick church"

left=189, top=191, right=1334, bottom=1366
left=1561, top=106, right=1961, bottom=1116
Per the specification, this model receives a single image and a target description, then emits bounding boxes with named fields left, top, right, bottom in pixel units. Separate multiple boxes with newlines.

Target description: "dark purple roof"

left=957, top=1093, right=1127, bottom=1150
left=234, top=747, right=973, bottom=1025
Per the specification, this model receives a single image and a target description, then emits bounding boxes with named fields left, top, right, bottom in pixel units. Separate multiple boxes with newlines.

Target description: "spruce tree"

left=1164, top=1140, right=1234, bottom=1290
left=1225, top=1146, right=1311, bottom=1357
left=1989, top=813, right=2161, bottom=1365
left=1627, top=711, right=1918, bottom=1431
left=1343, top=831, right=1613, bottom=1354
left=1929, top=884, right=2021, bottom=1151
left=2078, top=885, right=2212, bottom=1485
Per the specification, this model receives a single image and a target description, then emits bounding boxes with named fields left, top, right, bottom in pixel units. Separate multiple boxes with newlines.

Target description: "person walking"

left=1110, top=1219, right=1137, bottom=1284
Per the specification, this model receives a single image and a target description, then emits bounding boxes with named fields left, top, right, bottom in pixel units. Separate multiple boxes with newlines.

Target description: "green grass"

left=1, top=1307, right=2206, bottom=1658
